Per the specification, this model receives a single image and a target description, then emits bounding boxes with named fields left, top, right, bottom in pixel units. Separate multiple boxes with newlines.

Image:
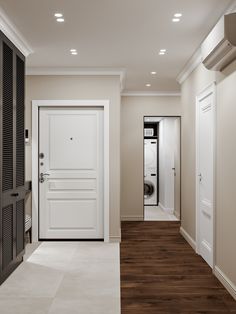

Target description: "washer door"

left=144, top=180, right=155, bottom=199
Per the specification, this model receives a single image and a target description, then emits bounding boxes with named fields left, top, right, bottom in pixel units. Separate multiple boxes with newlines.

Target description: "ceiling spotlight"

left=71, top=51, right=78, bottom=55
left=172, top=18, right=180, bottom=22
left=151, top=71, right=157, bottom=75
left=146, top=83, right=151, bottom=87
left=159, top=51, right=165, bottom=55
left=54, top=13, right=63, bottom=18
left=174, top=13, right=182, bottom=18
left=70, top=49, right=77, bottom=52
left=160, top=49, right=166, bottom=53
left=56, top=18, right=65, bottom=22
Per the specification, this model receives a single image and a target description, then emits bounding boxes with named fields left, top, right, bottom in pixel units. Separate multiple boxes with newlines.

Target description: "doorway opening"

left=143, top=116, right=181, bottom=221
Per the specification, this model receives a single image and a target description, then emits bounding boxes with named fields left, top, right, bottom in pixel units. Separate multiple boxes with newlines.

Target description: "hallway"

left=120, top=221, right=236, bottom=313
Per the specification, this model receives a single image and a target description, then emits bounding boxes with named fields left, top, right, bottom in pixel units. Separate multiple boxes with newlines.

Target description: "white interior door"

left=196, top=85, right=215, bottom=268
left=174, top=118, right=181, bottom=219
left=39, top=108, right=104, bottom=239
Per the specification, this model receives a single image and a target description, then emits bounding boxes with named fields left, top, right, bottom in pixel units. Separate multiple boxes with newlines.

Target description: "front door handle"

left=39, top=173, right=50, bottom=183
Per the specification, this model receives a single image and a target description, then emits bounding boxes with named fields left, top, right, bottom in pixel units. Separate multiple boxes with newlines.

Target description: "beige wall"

left=121, top=96, right=181, bottom=220
left=25, top=75, right=121, bottom=240
left=181, top=60, right=236, bottom=286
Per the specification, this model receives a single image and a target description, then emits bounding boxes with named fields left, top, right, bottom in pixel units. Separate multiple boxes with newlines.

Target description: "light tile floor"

left=0, top=242, right=120, bottom=314
left=144, top=205, right=179, bottom=221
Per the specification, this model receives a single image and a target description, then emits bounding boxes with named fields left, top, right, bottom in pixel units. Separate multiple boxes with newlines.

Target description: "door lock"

left=198, top=173, right=202, bottom=182
left=39, top=173, right=50, bottom=183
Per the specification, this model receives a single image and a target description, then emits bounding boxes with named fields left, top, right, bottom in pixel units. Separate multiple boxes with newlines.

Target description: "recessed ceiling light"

left=172, top=18, right=180, bottom=22
left=56, top=18, right=65, bottom=22
left=174, top=13, right=182, bottom=18
left=159, top=51, right=165, bottom=55
left=146, top=83, right=151, bottom=87
left=160, top=49, right=166, bottom=53
left=54, top=13, right=63, bottom=18
left=71, top=51, right=78, bottom=55
left=70, top=49, right=77, bottom=52
left=151, top=71, right=157, bottom=75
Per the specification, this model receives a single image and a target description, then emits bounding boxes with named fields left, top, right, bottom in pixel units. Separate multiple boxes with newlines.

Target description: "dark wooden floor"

left=120, top=221, right=236, bottom=313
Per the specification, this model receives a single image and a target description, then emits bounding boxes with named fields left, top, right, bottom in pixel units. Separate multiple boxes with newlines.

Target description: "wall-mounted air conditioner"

left=201, top=13, right=236, bottom=71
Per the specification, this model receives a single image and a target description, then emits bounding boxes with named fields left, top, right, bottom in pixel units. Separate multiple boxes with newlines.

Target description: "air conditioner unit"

left=201, top=13, right=236, bottom=71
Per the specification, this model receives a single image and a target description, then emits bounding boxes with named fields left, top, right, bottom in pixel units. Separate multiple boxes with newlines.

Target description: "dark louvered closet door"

left=0, top=32, right=25, bottom=284
left=1, top=41, right=15, bottom=272
left=15, top=55, right=25, bottom=258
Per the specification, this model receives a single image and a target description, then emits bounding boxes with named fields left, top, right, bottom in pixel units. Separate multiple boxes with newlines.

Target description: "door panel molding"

left=196, top=82, right=216, bottom=269
left=32, top=100, right=110, bottom=242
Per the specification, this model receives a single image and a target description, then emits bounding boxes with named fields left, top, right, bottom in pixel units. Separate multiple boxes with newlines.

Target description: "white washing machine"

left=144, top=175, right=157, bottom=205
left=144, top=139, right=157, bottom=175
left=144, top=139, right=157, bottom=205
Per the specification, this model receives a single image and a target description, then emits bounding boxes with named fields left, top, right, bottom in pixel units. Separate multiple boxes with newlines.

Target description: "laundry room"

left=144, top=116, right=181, bottom=221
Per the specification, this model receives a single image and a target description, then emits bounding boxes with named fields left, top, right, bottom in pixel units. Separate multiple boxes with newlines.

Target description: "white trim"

left=180, top=227, right=196, bottom=251
left=159, top=203, right=174, bottom=215
left=26, top=67, right=126, bottom=91
left=225, top=0, right=236, bottom=14
left=214, top=266, right=236, bottom=300
left=176, top=1, right=236, bottom=84
left=109, top=228, right=121, bottom=243
left=121, top=215, right=143, bottom=221
left=109, top=236, right=121, bottom=243
left=174, top=211, right=180, bottom=220
left=32, top=100, right=110, bottom=242
left=0, top=7, right=33, bottom=56
left=122, top=91, right=181, bottom=97
left=195, top=83, right=216, bottom=267
left=176, top=49, right=202, bottom=84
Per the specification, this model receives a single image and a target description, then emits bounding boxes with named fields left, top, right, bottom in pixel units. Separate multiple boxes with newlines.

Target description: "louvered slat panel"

left=2, top=205, right=13, bottom=270
left=16, top=200, right=24, bottom=255
left=16, top=56, right=25, bottom=187
left=2, top=42, right=13, bottom=192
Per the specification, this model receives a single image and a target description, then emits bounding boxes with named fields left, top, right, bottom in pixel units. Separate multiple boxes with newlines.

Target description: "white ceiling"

left=0, top=0, right=233, bottom=92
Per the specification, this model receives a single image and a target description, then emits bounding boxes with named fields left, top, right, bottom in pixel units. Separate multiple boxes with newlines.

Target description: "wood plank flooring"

left=120, top=221, right=236, bottom=313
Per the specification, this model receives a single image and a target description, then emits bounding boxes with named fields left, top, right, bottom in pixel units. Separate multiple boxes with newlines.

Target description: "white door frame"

left=196, top=82, right=216, bottom=268
left=32, top=100, right=110, bottom=242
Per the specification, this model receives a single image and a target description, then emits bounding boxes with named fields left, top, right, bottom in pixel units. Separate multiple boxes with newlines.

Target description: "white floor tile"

left=0, top=298, right=52, bottom=314
left=0, top=262, right=64, bottom=298
left=0, top=241, right=120, bottom=313
left=49, top=296, right=120, bottom=314
left=144, top=206, right=179, bottom=221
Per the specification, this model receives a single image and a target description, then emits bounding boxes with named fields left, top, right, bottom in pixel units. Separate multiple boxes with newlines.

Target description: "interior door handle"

left=39, top=173, right=50, bottom=183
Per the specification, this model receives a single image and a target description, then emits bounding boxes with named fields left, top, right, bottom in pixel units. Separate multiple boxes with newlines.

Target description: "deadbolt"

left=39, top=153, right=44, bottom=159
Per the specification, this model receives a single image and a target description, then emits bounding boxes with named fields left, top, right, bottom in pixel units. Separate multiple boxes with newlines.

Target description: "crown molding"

left=225, top=0, right=236, bottom=14
left=0, top=7, right=33, bottom=56
left=176, top=0, right=236, bottom=85
left=176, top=48, right=202, bottom=84
left=121, top=91, right=181, bottom=97
left=26, top=67, right=126, bottom=91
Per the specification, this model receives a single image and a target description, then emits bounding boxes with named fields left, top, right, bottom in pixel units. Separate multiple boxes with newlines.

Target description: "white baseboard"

left=109, top=236, right=121, bottom=243
left=109, top=227, right=121, bottom=243
left=174, top=211, right=180, bottom=220
left=121, top=215, right=143, bottom=221
left=159, top=203, right=174, bottom=215
left=180, top=226, right=196, bottom=251
left=214, top=266, right=236, bottom=300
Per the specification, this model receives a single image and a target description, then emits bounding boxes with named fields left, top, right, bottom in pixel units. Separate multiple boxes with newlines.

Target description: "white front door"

left=39, top=108, right=104, bottom=239
left=196, top=85, right=215, bottom=268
